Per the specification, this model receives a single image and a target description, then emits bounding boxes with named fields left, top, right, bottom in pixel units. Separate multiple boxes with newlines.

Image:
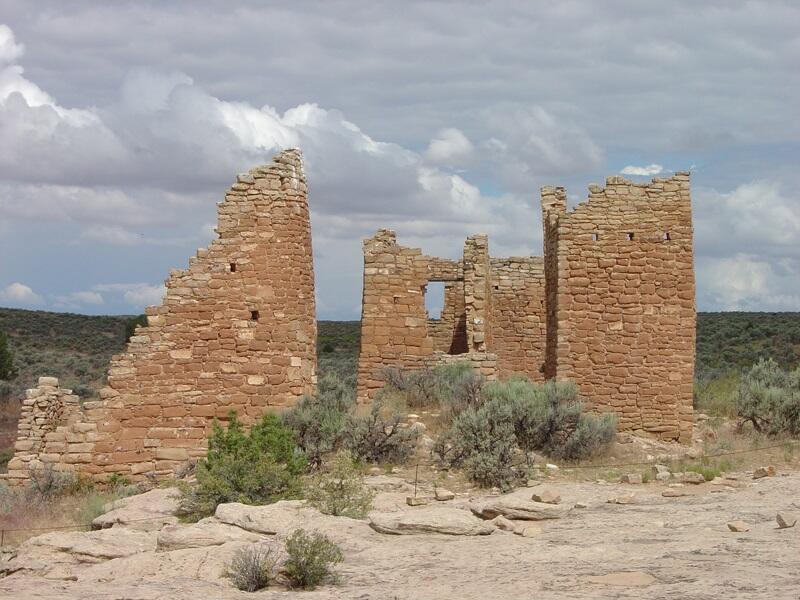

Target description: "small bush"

left=381, top=362, right=485, bottom=419
left=25, top=464, right=82, bottom=503
left=283, top=373, right=354, bottom=467
left=305, top=451, right=375, bottom=518
left=684, top=463, right=721, bottom=481
left=435, top=378, right=616, bottom=488
left=224, top=544, right=278, bottom=592
left=180, top=411, right=306, bottom=521
left=435, top=399, right=518, bottom=489
left=283, top=529, right=343, bottom=590
left=346, top=399, right=419, bottom=464
left=484, top=378, right=616, bottom=460
left=734, top=358, right=800, bottom=435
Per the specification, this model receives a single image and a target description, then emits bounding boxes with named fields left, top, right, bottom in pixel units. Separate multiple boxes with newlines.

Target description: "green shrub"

left=283, top=529, right=343, bottom=590
left=224, top=544, right=278, bottom=592
left=734, top=358, right=800, bottom=435
left=346, top=399, right=419, bottom=464
left=282, top=373, right=354, bottom=467
left=0, top=329, right=16, bottom=381
left=305, top=451, right=375, bottom=518
left=435, top=378, right=616, bottom=488
left=435, top=399, right=518, bottom=489
left=180, top=411, right=306, bottom=521
left=684, top=463, right=721, bottom=481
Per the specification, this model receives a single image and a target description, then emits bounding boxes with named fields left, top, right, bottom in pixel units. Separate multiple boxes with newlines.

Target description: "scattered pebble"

left=753, top=466, right=776, bottom=480
left=434, top=488, right=455, bottom=501
left=727, top=520, right=750, bottom=532
left=776, top=512, right=797, bottom=529
left=531, top=489, right=561, bottom=504
left=620, top=473, right=643, bottom=484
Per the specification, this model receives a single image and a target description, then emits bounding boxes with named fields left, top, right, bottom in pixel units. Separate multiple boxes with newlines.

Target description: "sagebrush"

left=283, top=528, right=343, bottom=590
left=305, top=451, right=375, bottom=518
left=435, top=377, right=616, bottom=488
left=224, top=544, right=278, bottom=592
left=734, top=358, right=800, bottom=435
left=283, top=373, right=355, bottom=467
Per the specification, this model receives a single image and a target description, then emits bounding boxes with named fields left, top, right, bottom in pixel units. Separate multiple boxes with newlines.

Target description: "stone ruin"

left=4, top=151, right=696, bottom=485
left=357, top=173, right=695, bottom=443
left=5, top=149, right=317, bottom=484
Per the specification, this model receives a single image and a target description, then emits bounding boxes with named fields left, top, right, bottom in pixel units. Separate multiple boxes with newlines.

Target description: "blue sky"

left=0, top=1, right=799, bottom=318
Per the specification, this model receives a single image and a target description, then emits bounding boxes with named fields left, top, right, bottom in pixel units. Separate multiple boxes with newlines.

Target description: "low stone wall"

left=5, top=378, right=90, bottom=484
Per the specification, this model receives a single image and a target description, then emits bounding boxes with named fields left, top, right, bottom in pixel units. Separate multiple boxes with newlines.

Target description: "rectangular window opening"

left=424, top=281, right=445, bottom=320
left=250, top=310, right=260, bottom=321
left=230, top=262, right=237, bottom=272
left=626, top=232, right=635, bottom=241
left=663, top=232, right=671, bottom=241
left=592, top=232, right=600, bottom=241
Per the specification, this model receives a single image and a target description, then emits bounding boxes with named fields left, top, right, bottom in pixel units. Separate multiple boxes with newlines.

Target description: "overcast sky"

left=0, top=1, right=798, bottom=318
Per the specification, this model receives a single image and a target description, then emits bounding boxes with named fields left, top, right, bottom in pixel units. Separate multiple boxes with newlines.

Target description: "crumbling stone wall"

left=357, top=173, right=695, bottom=442
left=356, top=230, right=435, bottom=400
left=6, top=149, right=317, bottom=484
left=6, top=378, right=86, bottom=480
left=489, top=257, right=547, bottom=381
left=541, top=173, right=695, bottom=442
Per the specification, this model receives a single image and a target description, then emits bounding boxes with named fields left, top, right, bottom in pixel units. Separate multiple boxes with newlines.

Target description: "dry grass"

left=0, top=467, right=129, bottom=548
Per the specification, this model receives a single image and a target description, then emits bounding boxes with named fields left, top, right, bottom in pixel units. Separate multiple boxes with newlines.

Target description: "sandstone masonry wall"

left=358, top=174, right=695, bottom=442
left=489, top=257, right=547, bottom=381
left=356, top=230, right=435, bottom=400
left=6, top=149, right=317, bottom=483
left=541, top=173, right=695, bottom=442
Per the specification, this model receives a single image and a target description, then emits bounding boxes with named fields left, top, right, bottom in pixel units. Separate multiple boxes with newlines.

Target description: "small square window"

left=592, top=232, right=600, bottom=241
left=626, top=232, right=635, bottom=241
left=230, top=262, right=237, bottom=272
left=663, top=232, right=671, bottom=241
left=250, top=310, right=260, bottom=321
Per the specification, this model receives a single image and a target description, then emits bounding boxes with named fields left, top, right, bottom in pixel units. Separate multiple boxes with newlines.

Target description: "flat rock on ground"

left=92, top=487, right=181, bottom=531
left=470, top=488, right=569, bottom=520
left=370, top=505, right=494, bottom=536
left=2, top=472, right=800, bottom=599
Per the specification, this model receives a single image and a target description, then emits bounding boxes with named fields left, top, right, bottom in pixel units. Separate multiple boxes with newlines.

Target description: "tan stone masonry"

left=6, top=149, right=317, bottom=484
left=357, top=173, right=695, bottom=442
left=6, top=161, right=696, bottom=486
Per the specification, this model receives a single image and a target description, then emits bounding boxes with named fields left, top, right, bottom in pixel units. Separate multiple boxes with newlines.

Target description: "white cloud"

left=698, top=254, right=800, bottom=311
left=620, top=164, right=664, bottom=176
left=92, top=283, right=165, bottom=309
left=0, top=282, right=43, bottom=305
left=0, top=24, right=23, bottom=65
left=53, top=290, right=105, bottom=308
left=484, top=106, right=603, bottom=192
left=424, top=128, right=474, bottom=165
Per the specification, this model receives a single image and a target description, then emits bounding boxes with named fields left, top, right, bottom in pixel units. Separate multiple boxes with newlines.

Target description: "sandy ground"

left=1, top=466, right=799, bottom=600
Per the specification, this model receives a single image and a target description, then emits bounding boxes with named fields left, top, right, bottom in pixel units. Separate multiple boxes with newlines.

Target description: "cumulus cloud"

left=424, top=128, right=474, bottom=165
left=92, top=283, right=166, bottom=309
left=620, top=164, right=664, bottom=176
left=0, top=282, right=43, bottom=305
left=0, top=6, right=798, bottom=316
left=484, top=106, right=603, bottom=192
left=54, top=290, right=104, bottom=308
